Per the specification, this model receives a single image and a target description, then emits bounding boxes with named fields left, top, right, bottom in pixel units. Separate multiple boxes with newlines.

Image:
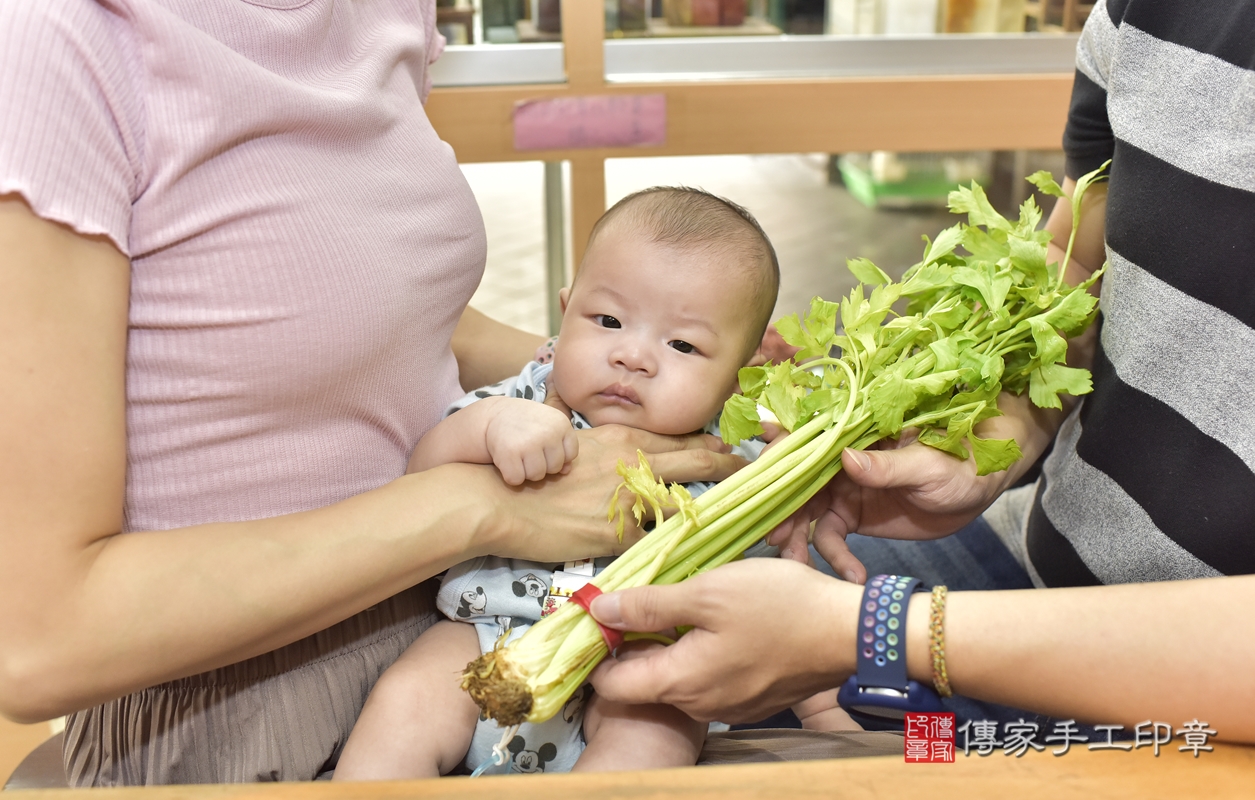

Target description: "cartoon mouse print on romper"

left=457, top=587, right=487, bottom=618
left=507, top=735, right=558, bottom=773
left=512, top=573, right=547, bottom=607
left=561, top=684, right=592, bottom=724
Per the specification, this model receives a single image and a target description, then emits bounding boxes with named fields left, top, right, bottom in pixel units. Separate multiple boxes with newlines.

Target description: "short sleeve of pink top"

left=1, top=0, right=485, bottom=785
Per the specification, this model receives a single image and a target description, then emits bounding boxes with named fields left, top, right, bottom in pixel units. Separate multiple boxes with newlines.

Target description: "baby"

left=333, top=187, right=780, bottom=779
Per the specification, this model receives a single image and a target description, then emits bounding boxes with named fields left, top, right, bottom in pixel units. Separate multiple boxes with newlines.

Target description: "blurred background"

left=464, top=150, right=1066, bottom=337
left=428, top=0, right=1085, bottom=336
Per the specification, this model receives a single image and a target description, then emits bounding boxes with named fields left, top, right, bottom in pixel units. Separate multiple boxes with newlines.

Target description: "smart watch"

left=836, top=574, right=943, bottom=730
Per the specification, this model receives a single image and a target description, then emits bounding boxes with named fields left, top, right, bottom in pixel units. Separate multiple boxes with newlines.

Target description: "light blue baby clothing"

left=437, top=361, right=768, bottom=774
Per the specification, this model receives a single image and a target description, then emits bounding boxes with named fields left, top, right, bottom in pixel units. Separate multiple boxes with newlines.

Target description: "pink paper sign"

left=513, top=94, right=667, bottom=151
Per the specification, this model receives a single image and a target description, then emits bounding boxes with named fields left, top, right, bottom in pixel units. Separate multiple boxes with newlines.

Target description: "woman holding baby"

left=0, top=0, right=745, bottom=784
left=589, top=0, right=1255, bottom=748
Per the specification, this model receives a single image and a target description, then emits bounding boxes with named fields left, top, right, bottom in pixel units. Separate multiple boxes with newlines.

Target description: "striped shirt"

left=1023, top=0, right=1255, bottom=586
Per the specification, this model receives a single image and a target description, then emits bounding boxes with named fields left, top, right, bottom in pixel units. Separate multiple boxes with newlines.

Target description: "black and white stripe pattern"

left=1024, top=0, right=1255, bottom=587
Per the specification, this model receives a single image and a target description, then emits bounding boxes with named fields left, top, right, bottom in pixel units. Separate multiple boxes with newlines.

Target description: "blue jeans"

left=812, top=517, right=1127, bottom=745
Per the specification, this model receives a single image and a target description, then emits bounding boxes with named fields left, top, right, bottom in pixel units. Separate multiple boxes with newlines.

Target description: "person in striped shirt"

left=585, top=0, right=1255, bottom=743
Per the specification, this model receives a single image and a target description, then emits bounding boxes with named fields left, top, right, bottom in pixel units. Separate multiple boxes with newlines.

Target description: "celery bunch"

left=462, top=167, right=1107, bottom=726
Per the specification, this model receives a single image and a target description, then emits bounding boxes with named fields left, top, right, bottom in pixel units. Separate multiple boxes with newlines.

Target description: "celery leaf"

left=737, top=365, right=768, bottom=398
left=1029, top=363, right=1094, bottom=409
left=948, top=182, right=1011, bottom=231
left=969, top=434, right=1023, bottom=476
left=719, top=393, right=764, bottom=445
left=1026, top=171, right=1066, bottom=198
left=847, top=257, right=891, bottom=286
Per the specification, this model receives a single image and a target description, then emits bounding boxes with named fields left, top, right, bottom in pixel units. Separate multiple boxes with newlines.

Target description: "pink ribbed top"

left=0, top=0, right=486, bottom=532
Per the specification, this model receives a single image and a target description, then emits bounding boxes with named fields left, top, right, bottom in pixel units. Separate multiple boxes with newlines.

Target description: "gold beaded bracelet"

left=929, top=585, right=953, bottom=698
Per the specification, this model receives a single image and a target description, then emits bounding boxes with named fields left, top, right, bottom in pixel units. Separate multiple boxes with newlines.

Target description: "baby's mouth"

left=597, top=384, right=641, bottom=406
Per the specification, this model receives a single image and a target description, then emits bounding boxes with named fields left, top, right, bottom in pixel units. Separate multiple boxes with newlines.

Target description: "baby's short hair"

left=587, top=186, right=780, bottom=357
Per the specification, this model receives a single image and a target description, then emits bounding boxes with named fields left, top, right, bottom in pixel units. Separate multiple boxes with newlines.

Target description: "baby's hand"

left=484, top=399, right=579, bottom=486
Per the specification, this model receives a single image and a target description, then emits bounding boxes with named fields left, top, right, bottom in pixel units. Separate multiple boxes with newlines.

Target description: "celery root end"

left=461, top=649, right=534, bottom=726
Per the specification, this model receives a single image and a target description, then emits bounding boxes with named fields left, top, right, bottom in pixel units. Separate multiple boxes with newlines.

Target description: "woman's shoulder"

left=0, top=0, right=145, bottom=255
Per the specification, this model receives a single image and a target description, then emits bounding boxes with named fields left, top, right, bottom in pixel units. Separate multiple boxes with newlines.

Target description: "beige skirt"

left=62, top=582, right=438, bottom=786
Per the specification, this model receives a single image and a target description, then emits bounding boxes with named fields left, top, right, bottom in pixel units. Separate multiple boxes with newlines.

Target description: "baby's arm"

left=408, top=397, right=578, bottom=486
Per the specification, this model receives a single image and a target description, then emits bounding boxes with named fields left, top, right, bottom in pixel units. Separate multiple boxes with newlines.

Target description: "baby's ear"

left=558, top=287, right=570, bottom=314
left=745, top=349, right=769, bottom=368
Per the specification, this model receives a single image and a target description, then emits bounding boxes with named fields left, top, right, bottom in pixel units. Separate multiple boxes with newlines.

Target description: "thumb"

left=589, top=582, right=703, bottom=633
left=841, top=445, right=938, bottom=490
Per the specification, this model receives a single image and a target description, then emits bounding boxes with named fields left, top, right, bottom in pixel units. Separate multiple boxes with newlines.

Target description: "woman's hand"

left=588, top=559, right=860, bottom=723
left=471, top=424, right=748, bottom=563
left=591, top=561, right=1255, bottom=744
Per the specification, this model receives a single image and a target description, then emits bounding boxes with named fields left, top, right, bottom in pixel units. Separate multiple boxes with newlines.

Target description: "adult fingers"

left=588, top=424, right=746, bottom=485
left=588, top=644, right=680, bottom=708
left=646, top=446, right=747, bottom=485
left=758, top=421, right=787, bottom=451
left=543, top=389, right=572, bottom=418
left=840, top=445, right=951, bottom=491
left=767, top=515, right=810, bottom=563
left=589, top=581, right=710, bottom=634
left=758, top=324, right=801, bottom=364
left=765, top=511, right=800, bottom=546
left=590, top=424, right=727, bottom=455
left=812, top=520, right=867, bottom=585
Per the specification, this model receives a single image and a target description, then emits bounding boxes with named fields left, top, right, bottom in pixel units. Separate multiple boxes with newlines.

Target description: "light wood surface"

left=425, top=73, right=1071, bottom=270
left=568, top=155, right=607, bottom=268
left=560, top=0, right=604, bottom=90
left=425, top=74, right=1073, bottom=164
left=424, top=1, right=1073, bottom=273
left=0, top=719, right=52, bottom=790
left=6, top=742, right=1252, bottom=799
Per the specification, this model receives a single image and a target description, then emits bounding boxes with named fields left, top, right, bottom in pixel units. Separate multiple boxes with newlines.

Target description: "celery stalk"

left=462, top=165, right=1110, bottom=726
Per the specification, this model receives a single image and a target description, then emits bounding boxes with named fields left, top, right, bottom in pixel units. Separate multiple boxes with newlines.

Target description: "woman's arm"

left=588, top=559, right=1255, bottom=743
left=452, top=306, right=547, bottom=392
left=0, top=197, right=746, bottom=723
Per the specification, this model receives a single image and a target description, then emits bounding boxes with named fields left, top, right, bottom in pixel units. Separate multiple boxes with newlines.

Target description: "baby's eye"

left=595, top=315, right=621, bottom=329
left=669, top=340, right=696, bottom=354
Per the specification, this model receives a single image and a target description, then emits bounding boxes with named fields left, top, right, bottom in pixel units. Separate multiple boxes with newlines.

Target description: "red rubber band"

left=569, top=583, right=624, bottom=651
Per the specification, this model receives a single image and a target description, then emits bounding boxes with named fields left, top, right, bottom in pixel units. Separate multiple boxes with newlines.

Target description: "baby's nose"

left=612, top=341, right=655, bottom=373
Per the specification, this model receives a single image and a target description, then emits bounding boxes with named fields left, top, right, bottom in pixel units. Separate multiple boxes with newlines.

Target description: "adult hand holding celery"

left=461, top=166, right=1109, bottom=726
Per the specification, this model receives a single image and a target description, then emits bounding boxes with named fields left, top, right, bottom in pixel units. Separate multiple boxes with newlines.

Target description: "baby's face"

left=550, top=224, right=762, bottom=436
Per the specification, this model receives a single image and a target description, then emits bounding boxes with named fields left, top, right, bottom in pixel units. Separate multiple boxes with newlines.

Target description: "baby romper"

left=436, top=360, right=768, bottom=774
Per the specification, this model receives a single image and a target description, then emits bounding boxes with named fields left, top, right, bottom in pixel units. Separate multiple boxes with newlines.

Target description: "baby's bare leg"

left=793, top=689, right=863, bottom=732
left=333, top=621, right=482, bottom=780
left=572, top=692, right=706, bottom=772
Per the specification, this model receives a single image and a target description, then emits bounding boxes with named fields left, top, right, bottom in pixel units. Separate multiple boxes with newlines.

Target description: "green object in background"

left=482, top=0, right=526, bottom=29
left=838, top=152, right=992, bottom=210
